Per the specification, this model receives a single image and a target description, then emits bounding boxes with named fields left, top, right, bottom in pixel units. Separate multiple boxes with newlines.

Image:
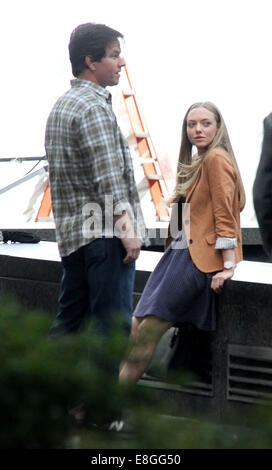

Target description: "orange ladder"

left=35, top=183, right=52, bottom=221
left=121, top=66, right=174, bottom=220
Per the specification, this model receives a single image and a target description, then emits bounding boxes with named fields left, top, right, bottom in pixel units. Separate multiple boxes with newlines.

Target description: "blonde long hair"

left=169, top=102, right=246, bottom=210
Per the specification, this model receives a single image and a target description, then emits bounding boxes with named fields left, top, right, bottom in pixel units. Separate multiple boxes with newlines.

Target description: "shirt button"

left=185, top=220, right=190, bottom=225
left=189, top=239, right=193, bottom=244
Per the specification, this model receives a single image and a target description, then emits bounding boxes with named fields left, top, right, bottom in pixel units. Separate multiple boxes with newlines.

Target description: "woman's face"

left=186, top=107, right=218, bottom=153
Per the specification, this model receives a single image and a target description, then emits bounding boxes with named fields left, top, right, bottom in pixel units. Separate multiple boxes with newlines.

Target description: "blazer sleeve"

left=253, top=113, right=272, bottom=258
left=205, top=152, right=238, bottom=239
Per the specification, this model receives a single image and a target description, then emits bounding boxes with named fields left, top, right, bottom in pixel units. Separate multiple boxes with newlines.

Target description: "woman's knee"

left=138, top=316, right=174, bottom=342
left=130, top=316, right=141, bottom=338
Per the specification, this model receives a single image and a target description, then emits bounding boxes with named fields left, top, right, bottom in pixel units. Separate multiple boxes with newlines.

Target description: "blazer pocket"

left=206, top=232, right=217, bottom=245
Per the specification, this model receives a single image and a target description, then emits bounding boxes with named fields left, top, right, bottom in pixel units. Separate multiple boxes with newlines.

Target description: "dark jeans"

left=50, top=237, right=135, bottom=337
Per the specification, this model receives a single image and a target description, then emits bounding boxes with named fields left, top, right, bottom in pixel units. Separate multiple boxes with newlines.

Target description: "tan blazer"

left=166, top=148, right=243, bottom=273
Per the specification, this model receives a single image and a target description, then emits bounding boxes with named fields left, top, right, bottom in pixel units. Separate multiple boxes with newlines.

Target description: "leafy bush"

left=0, top=295, right=131, bottom=448
left=1, top=295, right=272, bottom=449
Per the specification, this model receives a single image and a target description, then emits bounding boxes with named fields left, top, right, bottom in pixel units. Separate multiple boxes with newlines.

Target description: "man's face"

left=93, top=40, right=126, bottom=87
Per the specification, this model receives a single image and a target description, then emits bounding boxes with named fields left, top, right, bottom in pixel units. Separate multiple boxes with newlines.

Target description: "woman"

left=119, top=102, right=246, bottom=384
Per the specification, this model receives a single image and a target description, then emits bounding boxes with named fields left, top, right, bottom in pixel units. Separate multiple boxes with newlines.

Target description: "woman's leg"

left=119, top=315, right=174, bottom=384
left=119, top=316, right=141, bottom=373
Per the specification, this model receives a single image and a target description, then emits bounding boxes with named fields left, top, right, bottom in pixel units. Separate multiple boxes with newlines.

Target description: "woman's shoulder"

left=202, top=148, right=237, bottom=182
left=203, top=147, right=235, bottom=169
left=205, top=146, right=230, bottom=160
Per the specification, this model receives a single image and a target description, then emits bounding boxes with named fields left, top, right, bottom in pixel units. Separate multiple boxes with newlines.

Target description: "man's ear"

left=85, top=56, right=96, bottom=71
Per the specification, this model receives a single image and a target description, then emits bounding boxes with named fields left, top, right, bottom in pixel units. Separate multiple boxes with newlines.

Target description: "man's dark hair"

left=69, top=23, right=124, bottom=77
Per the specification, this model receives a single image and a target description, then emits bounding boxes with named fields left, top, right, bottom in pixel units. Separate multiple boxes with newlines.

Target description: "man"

left=253, top=113, right=272, bottom=259
left=45, top=23, right=147, bottom=339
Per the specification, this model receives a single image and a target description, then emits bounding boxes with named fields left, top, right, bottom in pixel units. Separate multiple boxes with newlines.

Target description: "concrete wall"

left=0, top=240, right=272, bottom=427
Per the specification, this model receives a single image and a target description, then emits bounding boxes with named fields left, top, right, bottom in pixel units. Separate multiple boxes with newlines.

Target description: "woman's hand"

left=211, top=268, right=235, bottom=293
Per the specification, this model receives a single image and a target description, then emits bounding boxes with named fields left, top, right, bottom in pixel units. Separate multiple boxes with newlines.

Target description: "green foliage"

left=1, top=295, right=272, bottom=449
left=0, top=296, right=130, bottom=448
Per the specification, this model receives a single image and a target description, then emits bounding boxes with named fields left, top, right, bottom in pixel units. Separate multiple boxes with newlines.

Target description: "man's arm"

left=253, top=113, right=272, bottom=258
left=113, top=212, right=142, bottom=264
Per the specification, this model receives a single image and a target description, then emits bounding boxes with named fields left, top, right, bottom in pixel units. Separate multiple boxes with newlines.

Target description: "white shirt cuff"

left=215, top=237, right=237, bottom=249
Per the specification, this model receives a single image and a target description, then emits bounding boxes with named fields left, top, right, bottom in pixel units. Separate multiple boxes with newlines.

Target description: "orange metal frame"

left=35, top=183, right=51, bottom=221
left=122, top=67, right=173, bottom=219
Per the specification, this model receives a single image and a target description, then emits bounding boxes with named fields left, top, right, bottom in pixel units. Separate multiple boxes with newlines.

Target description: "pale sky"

left=0, top=0, right=272, bottom=226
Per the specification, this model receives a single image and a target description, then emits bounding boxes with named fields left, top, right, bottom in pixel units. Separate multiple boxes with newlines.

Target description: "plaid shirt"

left=45, top=79, right=147, bottom=257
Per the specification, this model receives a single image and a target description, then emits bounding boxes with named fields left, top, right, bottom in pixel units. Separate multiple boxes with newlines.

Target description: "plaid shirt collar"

left=70, top=78, right=112, bottom=104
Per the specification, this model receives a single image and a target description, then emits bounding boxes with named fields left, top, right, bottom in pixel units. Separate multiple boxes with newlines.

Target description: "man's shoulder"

left=264, top=112, right=272, bottom=130
left=54, top=85, right=102, bottom=108
left=48, top=86, right=108, bottom=123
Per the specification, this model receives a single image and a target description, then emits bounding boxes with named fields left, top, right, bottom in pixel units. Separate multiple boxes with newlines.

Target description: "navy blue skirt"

left=134, top=243, right=217, bottom=331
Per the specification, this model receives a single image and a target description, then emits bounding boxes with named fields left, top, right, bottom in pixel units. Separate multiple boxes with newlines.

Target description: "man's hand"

left=121, top=236, right=142, bottom=264
left=211, top=268, right=234, bottom=294
left=114, top=210, right=142, bottom=264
